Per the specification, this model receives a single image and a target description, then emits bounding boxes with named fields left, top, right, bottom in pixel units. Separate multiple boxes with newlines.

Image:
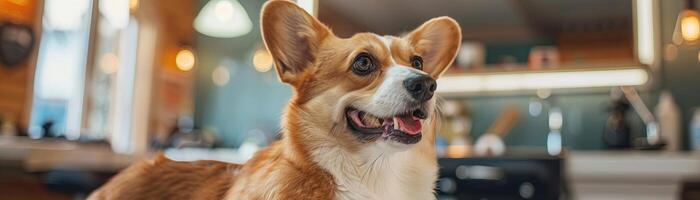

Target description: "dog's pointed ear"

left=406, top=17, right=462, bottom=79
left=261, top=0, right=331, bottom=84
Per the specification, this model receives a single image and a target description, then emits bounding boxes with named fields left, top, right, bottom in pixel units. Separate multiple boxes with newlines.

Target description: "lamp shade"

left=194, top=0, right=252, bottom=38
left=672, top=0, right=700, bottom=45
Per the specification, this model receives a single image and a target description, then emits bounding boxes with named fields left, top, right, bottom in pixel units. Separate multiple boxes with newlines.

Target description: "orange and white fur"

left=89, top=1, right=461, bottom=199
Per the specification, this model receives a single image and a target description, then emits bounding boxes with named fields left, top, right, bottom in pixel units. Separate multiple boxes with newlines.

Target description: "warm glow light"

left=536, top=89, right=552, bottom=99
left=176, top=49, right=195, bottom=71
left=253, top=49, right=274, bottom=72
left=436, top=68, right=649, bottom=94
left=129, top=0, right=138, bottom=11
left=681, top=10, right=700, bottom=43
left=99, top=53, right=119, bottom=74
left=446, top=144, right=471, bottom=158
left=194, top=0, right=252, bottom=38
left=212, top=66, right=230, bottom=86
left=674, top=9, right=700, bottom=45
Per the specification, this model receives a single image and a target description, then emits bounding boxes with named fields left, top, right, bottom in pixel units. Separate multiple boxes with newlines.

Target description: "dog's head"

left=261, top=1, right=461, bottom=153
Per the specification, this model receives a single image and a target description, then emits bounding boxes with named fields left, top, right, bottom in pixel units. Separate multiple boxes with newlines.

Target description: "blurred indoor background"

left=1, top=0, right=700, bottom=199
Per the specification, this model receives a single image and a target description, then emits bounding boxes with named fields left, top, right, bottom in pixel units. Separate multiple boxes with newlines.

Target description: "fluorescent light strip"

left=436, top=68, right=649, bottom=93
left=636, top=0, right=655, bottom=66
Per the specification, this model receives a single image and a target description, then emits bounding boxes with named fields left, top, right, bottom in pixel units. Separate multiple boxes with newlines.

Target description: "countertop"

left=2, top=136, right=699, bottom=199
left=0, top=136, right=145, bottom=173
left=568, top=151, right=700, bottom=200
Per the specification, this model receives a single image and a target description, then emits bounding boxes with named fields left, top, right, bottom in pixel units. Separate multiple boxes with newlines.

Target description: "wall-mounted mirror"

left=318, top=0, right=658, bottom=94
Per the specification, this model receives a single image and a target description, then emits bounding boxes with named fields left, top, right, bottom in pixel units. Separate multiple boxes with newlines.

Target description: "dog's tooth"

left=393, top=117, right=400, bottom=130
left=363, top=115, right=381, bottom=127
left=365, top=115, right=381, bottom=127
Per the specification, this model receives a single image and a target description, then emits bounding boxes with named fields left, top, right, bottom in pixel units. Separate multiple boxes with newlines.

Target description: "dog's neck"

left=331, top=139, right=438, bottom=200
left=282, top=100, right=439, bottom=200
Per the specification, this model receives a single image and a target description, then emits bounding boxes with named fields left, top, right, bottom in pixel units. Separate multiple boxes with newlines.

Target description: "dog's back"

left=88, top=154, right=241, bottom=200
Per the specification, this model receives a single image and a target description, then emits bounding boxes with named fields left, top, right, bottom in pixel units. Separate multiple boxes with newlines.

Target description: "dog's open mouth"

left=345, top=107, right=427, bottom=144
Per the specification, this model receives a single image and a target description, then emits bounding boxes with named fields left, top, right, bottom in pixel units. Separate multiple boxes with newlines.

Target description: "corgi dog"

left=89, top=1, right=461, bottom=199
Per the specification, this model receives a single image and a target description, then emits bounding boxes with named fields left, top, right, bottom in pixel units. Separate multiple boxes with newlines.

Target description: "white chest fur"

left=312, top=141, right=438, bottom=200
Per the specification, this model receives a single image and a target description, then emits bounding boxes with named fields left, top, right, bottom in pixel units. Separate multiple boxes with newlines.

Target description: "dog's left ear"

left=406, top=17, right=462, bottom=78
left=260, top=0, right=331, bottom=85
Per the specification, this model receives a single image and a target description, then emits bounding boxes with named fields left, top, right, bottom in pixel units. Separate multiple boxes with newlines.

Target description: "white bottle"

left=655, top=91, right=681, bottom=151
left=691, top=108, right=700, bottom=151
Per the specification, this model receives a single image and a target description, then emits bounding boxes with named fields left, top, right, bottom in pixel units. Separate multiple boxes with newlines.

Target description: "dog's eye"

left=411, top=56, right=423, bottom=70
left=352, top=53, right=375, bottom=76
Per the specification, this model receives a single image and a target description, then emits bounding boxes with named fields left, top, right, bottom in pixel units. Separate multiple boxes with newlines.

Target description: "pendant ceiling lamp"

left=673, top=0, right=700, bottom=45
left=194, top=0, right=252, bottom=38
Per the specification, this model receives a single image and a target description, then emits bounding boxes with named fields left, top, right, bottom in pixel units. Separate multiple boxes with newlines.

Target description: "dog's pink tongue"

left=396, top=115, right=422, bottom=135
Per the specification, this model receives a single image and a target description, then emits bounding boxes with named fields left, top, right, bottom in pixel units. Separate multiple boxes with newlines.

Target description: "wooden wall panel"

left=0, top=0, right=39, bottom=132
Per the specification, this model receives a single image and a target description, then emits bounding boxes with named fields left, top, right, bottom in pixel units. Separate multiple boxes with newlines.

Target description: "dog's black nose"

left=403, top=75, right=437, bottom=102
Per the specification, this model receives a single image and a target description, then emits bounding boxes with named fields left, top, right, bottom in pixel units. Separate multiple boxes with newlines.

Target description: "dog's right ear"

left=261, top=0, right=331, bottom=85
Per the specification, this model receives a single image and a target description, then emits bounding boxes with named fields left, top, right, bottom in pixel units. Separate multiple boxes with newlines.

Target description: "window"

left=30, top=0, right=138, bottom=151
left=30, top=0, right=94, bottom=139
